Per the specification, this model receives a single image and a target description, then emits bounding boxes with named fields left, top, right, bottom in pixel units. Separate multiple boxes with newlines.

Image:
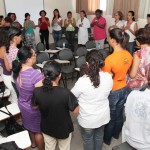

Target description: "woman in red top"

left=38, top=10, right=50, bottom=50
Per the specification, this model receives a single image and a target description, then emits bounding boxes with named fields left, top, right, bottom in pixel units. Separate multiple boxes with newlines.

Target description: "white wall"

left=0, top=0, right=147, bottom=44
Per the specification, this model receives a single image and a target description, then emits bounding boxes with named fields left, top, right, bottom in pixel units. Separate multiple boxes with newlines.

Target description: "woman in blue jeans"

left=72, top=50, right=113, bottom=150
left=52, top=9, right=62, bottom=46
left=102, top=28, right=132, bottom=145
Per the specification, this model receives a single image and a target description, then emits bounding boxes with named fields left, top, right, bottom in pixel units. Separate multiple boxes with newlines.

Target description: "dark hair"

left=7, top=12, right=12, bottom=18
left=81, top=50, right=104, bottom=88
left=109, top=28, right=129, bottom=49
left=39, top=10, right=47, bottom=16
left=4, top=17, right=12, bottom=24
left=67, top=11, right=72, bottom=16
left=135, top=28, right=150, bottom=45
left=0, top=28, right=10, bottom=48
left=95, top=9, right=103, bottom=14
left=8, top=26, right=22, bottom=42
left=53, top=9, right=61, bottom=20
left=147, top=14, right=150, bottom=18
left=25, top=13, right=30, bottom=19
left=12, top=46, right=33, bottom=79
left=116, top=11, right=123, bottom=20
left=80, top=10, right=87, bottom=18
left=0, top=15, right=4, bottom=22
left=43, top=61, right=61, bottom=90
left=128, top=10, right=135, bottom=21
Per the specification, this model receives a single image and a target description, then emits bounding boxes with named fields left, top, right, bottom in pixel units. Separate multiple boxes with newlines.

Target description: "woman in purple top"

left=0, top=28, right=11, bottom=76
left=12, top=46, right=44, bottom=150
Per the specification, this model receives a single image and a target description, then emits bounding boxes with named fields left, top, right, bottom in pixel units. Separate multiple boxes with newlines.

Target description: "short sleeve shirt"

left=92, top=17, right=106, bottom=40
left=32, top=86, right=78, bottom=139
left=38, top=17, right=49, bottom=30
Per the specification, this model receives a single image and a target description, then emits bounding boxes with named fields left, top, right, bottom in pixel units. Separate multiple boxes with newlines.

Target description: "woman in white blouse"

left=108, top=11, right=124, bottom=31
left=123, top=11, right=138, bottom=55
left=71, top=50, right=113, bottom=150
left=77, top=10, right=90, bottom=46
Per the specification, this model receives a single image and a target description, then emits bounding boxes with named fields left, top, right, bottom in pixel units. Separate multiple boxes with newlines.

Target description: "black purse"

left=0, top=141, right=21, bottom=150
left=0, top=81, right=5, bottom=94
left=0, top=107, right=24, bottom=136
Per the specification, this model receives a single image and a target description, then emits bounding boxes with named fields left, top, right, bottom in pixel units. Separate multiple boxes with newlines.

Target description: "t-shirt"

left=92, top=17, right=106, bottom=40
left=6, top=46, right=19, bottom=69
left=109, top=20, right=124, bottom=30
left=125, top=89, right=150, bottom=150
left=71, top=72, right=113, bottom=128
left=32, top=86, right=78, bottom=139
left=102, top=50, right=132, bottom=90
left=38, top=17, right=49, bottom=30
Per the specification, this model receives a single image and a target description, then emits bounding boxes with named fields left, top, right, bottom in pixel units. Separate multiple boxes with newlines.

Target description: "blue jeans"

left=80, top=125, right=104, bottom=150
left=53, top=30, right=62, bottom=46
left=104, top=86, right=131, bottom=145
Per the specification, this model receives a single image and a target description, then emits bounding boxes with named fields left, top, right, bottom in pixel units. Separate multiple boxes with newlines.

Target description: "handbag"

left=0, top=107, right=24, bottom=136
left=0, top=141, right=21, bottom=150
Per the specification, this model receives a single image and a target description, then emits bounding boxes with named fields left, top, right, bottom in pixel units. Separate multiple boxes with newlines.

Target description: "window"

left=100, top=0, right=107, bottom=11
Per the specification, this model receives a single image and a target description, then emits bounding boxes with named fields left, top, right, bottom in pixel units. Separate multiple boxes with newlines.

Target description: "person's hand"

left=125, top=25, right=130, bottom=30
left=68, top=20, right=72, bottom=24
left=79, top=23, right=82, bottom=27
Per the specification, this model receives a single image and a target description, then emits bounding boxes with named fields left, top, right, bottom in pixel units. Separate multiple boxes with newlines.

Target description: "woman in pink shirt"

left=2, top=27, right=22, bottom=104
left=91, top=9, right=106, bottom=50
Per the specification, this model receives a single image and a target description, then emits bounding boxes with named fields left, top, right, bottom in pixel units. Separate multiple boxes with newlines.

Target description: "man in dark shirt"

left=145, top=14, right=150, bottom=31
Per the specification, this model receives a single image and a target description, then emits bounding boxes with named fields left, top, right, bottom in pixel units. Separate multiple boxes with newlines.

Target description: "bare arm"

left=128, top=23, right=138, bottom=35
left=72, top=106, right=79, bottom=114
left=64, top=19, right=69, bottom=28
left=58, top=19, right=63, bottom=27
left=129, top=53, right=140, bottom=78
left=3, top=54, right=11, bottom=72
left=38, top=20, right=42, bottom=27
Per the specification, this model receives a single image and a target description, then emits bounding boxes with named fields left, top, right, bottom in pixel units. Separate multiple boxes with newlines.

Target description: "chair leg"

left=61, top=75, right=66, bottom=88
left=65, top=74, right=67, bottom=88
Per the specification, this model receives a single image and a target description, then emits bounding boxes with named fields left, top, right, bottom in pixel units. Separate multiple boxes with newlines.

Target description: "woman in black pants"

left=38, top=10, right=50, bottom=50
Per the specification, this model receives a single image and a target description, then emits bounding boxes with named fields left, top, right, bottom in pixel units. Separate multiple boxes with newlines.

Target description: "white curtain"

left=138, top=0, right=150, bottom=19
left=105, top=0, right=114, bottom=15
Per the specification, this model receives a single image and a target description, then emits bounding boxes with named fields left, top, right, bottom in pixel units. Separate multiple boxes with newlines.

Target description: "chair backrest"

left=57, top=39, right=68, bottom=48
left=59, top=49, right=73, bottom=60
left=36, top=53, right=49, bottom=64
left=76, top=56, right=86, bottom=68
left=76, top=47, right=87, bottom=57
left=36, top=42, right=45, bottom=52
left=97, top=49, right=110, bottom=60
left=85, top=41, right=96, bottom=49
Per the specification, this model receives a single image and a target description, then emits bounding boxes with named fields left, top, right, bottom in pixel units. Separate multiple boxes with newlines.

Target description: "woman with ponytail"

left=32, top=61, right=79, bottom=150
left=71, top=50, right=113, bottom=150
left=1, top=26, right=22, bottom=104
left=102, top=28, right=132, bottom=145
left=12, top=46, right=44, bottom=150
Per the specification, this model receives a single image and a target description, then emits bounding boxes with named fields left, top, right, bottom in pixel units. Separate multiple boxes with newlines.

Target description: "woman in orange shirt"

left=102, top=28, right=132, bottom=145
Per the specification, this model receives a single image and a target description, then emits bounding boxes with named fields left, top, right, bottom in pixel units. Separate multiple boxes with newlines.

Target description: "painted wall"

left=0, top=0, right=147, bottom=44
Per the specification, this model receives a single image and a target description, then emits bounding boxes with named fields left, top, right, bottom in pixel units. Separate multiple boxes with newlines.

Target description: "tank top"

left=25, top=21, right=34, bottom=34
left=66, top=19, right=75, bottom=31
left=124, top=21, right=136, bottom=42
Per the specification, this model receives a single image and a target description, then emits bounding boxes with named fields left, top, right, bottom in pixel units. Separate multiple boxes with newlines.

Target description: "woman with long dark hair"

left=2, top=27, right=22, bottom=104
left=38, top=10, right=50, bottom=50
left=32, top=61, right=79, bottom=150
left=123, top=11, right=138, bottom=55
left=102, top=28, right=132, bottom=145
left=12, top=46, right=44, bottom=150
left=71, top=50, right=113, bottom=150
left=52, top=9, right=63, bottom=46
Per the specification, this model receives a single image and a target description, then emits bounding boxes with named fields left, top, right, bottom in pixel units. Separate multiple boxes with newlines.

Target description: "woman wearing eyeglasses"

left=12, top=46, right=45, bottom=150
